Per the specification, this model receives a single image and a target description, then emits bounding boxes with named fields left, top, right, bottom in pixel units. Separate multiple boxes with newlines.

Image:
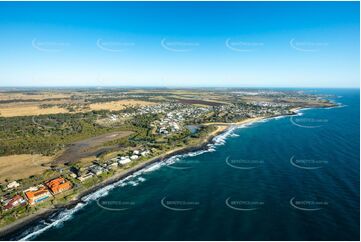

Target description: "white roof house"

left=141, top=150, right=150, bottom=157
left=118, top=157, right=131, bottom=165
left=7, top=181, right=20, bottom=189
left=130, top=155, right=139, bottom=160
left=133, top=150, right=140, bottom=155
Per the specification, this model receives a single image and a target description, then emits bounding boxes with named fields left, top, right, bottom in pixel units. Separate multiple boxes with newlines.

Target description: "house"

left=77, top=172, right=94, bottom=182
left=141, top=150, right=150, bottom=157
left=69, top=167, right=79, bottom=178
left=107, top=161, right=118, bottom=169
left=133, top=150, right=140, bottom=155
left=45, top=177, right=72, bottom=195
left=23, top=185, right=51, bottom=205
left=130, top=155, right=139, bottom=160
left=118, top=156, right=131, bottom=166
left=159, top=128, right=169, bottom=134
left=89, top=164, right=104, bottom=176
left=6, top=181, right=20, bottom=190
left=69, top=173, right=77, bottom=179
left=2, top=194, right=27, bottom=210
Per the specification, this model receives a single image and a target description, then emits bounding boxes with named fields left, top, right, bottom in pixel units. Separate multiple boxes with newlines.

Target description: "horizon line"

left=0, top=85, right=359, bottom=89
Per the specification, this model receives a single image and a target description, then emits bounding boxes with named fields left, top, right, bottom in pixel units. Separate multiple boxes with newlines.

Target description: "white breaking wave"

left=18, top=172, right=148, bottom=240
left=128, top=181, right=139, bottom=186
left=325, top=102, right=346, bottom=109
left=137, top=177, right=146, bottom=182
left=163, top=145, right=216, bottom=167
left=212, top=126, right=237, bottom=146
left=17, top=117, right=272, bottom=240
left=19, top=203, right=86, bottom=241
left=211, top=118, right=273, bottom=146
left=142, top=162, right=163, bottom=173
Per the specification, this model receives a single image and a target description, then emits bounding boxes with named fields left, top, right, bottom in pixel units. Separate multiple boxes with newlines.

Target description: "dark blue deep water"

left=12, top=89, right=360, bottom=241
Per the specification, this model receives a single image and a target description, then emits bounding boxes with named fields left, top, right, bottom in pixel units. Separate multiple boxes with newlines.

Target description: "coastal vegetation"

left=0, top=88, right=335, bottom=233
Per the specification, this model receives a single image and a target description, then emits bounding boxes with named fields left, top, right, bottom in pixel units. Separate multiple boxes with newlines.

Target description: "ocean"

left=7, top=89, right=360, bottom=241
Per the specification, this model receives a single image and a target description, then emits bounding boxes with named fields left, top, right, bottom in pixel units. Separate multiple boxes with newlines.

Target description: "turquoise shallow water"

left=9, top=89, right=360, bottom=241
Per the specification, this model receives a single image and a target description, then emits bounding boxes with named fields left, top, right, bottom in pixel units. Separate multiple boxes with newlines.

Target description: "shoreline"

left=0, top=108, right=320, bottom=239
left=0, top=118, right=239, bottom=238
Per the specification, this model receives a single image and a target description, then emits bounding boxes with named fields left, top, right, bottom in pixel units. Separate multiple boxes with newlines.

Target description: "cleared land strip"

left=53, top=131, right=133, bottom=164
left=0, top=100, right=156, bottom=117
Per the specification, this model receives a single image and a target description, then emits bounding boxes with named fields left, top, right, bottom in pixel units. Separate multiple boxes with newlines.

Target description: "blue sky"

left=0, top=1, right=359, bottom=88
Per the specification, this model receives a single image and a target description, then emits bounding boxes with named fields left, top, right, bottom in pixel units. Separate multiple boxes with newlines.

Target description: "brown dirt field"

left=0, top=92, right=70, bottom=101
left=0, top=103, right=67, bottom=117
left=0, top=99, right=156, bottom=117
left=89, top=100, right=156, bottom=111
left=0, top=154, right=52, bottom=183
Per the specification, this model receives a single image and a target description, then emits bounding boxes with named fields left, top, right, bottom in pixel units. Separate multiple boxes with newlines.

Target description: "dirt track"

left=53, top=131, right=133, bottom=164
